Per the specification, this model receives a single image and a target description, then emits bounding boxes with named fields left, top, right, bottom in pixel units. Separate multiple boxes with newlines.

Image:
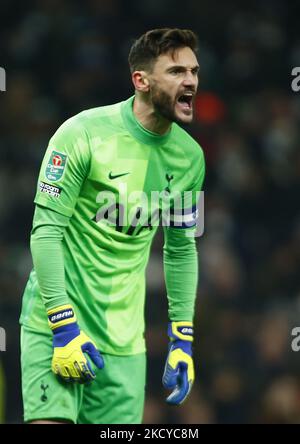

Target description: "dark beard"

left=150, top=86, right=183, bottom=124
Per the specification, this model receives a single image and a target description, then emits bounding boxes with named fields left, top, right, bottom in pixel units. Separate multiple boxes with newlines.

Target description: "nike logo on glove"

left=109, top=172, right=130, bottom=180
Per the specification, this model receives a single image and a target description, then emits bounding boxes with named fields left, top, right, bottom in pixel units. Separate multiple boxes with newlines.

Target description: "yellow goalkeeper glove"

left=48, top=304, right=104, bottom=383
left=162, top=321, right=194, bottom=405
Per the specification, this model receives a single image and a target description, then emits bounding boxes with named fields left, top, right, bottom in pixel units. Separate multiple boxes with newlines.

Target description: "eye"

left=170, top=69, right=182, bottom=75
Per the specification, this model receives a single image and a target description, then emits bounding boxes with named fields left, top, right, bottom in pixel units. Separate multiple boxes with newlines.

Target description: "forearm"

left=163, top=227, right=198, bottom=322
left=30, top=205, right=70, bottom=311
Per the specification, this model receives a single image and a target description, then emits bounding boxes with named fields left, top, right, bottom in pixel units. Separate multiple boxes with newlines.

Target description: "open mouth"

left=177, top=93, right=193, bottom=111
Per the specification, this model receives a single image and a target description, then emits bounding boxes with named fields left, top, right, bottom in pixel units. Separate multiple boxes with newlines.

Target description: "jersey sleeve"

left=30, top=205, right=70, bottom=311
left=34, top=117, right=91, bottom=217
left=169, top=145, right=205, bottom=231
left=163, top=226, right=198, bottom=321
left=163, top=145, right=205, bottom=322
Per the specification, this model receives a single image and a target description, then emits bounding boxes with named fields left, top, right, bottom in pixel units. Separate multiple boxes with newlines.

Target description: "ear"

left=132, top=71, right=150, bottom=92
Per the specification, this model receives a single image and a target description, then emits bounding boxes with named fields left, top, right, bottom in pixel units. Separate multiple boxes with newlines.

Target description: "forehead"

left=153, top=46, right=198, bottom=71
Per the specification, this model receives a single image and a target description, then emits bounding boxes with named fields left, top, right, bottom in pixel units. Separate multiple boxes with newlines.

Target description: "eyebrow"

left=166, top=65, right=200, bottom=72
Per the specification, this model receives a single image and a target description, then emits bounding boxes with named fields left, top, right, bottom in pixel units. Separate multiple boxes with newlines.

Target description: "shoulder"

left=171, top=124, right=205, bottom=164
left=51, top=101, right=123, bottom=143
left=76, top=101, right=123, bottom=123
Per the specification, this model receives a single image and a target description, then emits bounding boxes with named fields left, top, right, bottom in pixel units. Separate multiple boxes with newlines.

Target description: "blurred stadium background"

left=1, top=0, right=300, bottom=424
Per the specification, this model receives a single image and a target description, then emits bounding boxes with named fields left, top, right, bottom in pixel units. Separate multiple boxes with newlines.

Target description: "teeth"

left=178, top=93, right=193, bottom=99
left=177, top=93, right=194, bottom=106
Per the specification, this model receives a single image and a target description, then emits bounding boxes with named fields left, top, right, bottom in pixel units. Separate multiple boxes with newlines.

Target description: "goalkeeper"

left=19, top=28, right=205, bottom=424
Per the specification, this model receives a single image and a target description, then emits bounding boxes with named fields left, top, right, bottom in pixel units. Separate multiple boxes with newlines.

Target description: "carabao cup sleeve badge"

left=45, top=150, right=67, bottom=182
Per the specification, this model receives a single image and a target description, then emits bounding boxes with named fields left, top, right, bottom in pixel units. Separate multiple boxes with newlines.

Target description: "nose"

left=182, top=70, right=197, bottom=88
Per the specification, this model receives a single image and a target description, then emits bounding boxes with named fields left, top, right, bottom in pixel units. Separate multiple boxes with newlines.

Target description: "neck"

left=133, top=93, right=171, bottom=135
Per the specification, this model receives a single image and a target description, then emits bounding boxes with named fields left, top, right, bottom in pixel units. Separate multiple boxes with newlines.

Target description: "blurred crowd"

left=0, top=0, right=300, bottom=423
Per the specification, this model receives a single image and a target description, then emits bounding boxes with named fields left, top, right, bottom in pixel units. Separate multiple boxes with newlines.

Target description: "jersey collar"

left=121, top=96, right=173, bottom=146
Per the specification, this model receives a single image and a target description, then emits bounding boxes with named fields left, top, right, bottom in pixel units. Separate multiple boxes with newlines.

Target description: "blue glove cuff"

left=52, top=322, right=80, bottom=347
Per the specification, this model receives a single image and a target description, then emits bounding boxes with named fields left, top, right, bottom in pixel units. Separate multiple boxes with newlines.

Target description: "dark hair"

left=128, top=28, right=198, bottom=73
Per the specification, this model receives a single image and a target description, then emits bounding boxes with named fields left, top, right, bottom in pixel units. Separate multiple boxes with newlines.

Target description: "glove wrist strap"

left=168, top=321, right=194, bottom=342
left=47, top=304, right=77, bottom=331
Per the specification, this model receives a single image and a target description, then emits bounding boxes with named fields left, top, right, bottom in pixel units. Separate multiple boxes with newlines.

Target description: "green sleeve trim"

left=34, top=196, right=74, bottom=218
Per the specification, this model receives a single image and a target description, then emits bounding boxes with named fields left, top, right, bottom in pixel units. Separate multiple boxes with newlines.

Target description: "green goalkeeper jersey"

left=20, top=96, right=205, bottom=355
